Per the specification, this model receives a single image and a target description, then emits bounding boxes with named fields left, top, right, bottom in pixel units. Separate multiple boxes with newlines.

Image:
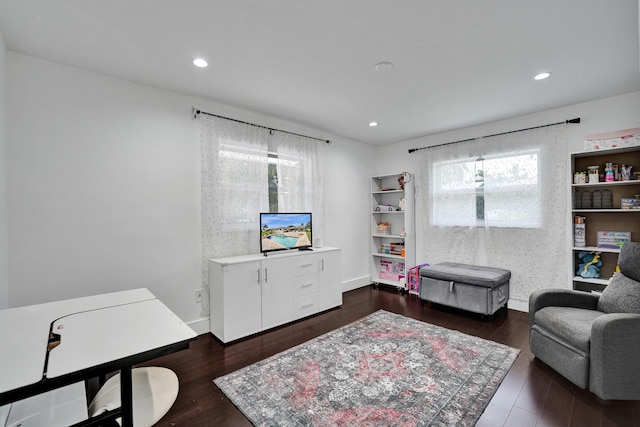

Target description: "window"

left=268, top=154, right=279, bottom=212
left=267, top=152, right=306, bottom=213
left=432, top=149, right=540, bottom=228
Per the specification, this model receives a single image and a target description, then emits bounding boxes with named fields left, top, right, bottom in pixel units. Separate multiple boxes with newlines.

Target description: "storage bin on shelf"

left=379, top=271, right=405, bottom=282
left=380, top=259, right=405, bottom=284
left=390, top=242, right=405, bottom=256
left=583, top=128, right=640, bottom=150
left=377, top=223, right=390, bottom=234
left=621, top=197, right=640, bottom=210
left=596, top=231, right=631, bottom=249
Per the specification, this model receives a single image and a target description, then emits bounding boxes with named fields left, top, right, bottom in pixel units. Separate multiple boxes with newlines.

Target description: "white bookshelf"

left=370, top=172, right=415, bottom=291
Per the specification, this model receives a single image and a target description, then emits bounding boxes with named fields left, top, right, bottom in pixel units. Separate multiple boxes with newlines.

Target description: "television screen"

left=260, top=212, right=313, bottom=254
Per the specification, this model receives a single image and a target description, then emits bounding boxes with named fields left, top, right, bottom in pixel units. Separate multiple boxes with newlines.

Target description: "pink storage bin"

left=379, top=271, right=404, bottom=282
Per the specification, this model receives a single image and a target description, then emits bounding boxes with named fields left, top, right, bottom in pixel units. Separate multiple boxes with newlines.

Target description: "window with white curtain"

left=267, top=150, right=314, bottom=213
left=483, top=150, right=540, bottom=228
left=432, top=157, right=477, bottom=227
left=199, top=114, right=326, bottom=315
left=432, top=150, right=541, bottom=228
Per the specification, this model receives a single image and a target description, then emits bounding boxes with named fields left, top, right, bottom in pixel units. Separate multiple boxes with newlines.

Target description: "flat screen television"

left=260, top=212, right=313, bottom=255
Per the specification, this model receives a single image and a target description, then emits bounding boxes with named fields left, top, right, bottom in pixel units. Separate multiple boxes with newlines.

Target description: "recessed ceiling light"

left=374, top=62, right=394, bottom=72
left=534, top=72, right=551, bottom=80
left=369, top=122, right=378, bottom=127
left=193, top=58, right=208, bottom=68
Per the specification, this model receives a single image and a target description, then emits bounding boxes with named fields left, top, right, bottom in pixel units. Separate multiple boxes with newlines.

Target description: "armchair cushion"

left=528, top=288, right=599, bottom=328
left=596, top=242, right=640, bottom=314
left=618, top=241, right=640, bottom=282
left=533, top=307, right=605, bottom=353
left=597, top=272, right=640, bottom=314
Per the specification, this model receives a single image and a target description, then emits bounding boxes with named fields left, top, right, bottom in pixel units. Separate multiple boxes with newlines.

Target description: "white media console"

left=209, top=247, right=342, bottom=343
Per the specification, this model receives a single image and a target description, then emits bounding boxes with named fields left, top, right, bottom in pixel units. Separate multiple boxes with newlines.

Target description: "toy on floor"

left=577, top=251, right=602, bottom=278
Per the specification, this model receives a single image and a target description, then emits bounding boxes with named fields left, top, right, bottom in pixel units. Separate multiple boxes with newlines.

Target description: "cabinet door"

left=319, top=250, right=342, bottom=310
left=219, top=261, right=262, bottom=342
left=261, top=256, right=293, bottom=330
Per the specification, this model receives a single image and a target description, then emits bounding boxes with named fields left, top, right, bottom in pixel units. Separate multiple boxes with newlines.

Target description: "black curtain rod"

left=408, top=118, right=580, bottom=154
left=192, top=107, right=331, bottom=144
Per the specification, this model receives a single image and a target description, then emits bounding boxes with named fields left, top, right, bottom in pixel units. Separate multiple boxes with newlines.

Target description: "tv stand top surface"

left=264, top=246, right=313, bottom=256
left=212, top=247, right=339, bottom=265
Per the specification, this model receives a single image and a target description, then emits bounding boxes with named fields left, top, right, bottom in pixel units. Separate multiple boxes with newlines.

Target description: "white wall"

left=375, top=90, right=640, bottom=310
left=0, top=32, right=8, bottom=309
left=325, top=137, right=375, bottom=291
left=375, top=91, right=640, bottom=174
left=7, top=52, right=375, bottom=332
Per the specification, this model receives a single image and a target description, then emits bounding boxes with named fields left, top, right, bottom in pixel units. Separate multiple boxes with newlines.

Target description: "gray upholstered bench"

left=419, top=262, right=511, bottom=315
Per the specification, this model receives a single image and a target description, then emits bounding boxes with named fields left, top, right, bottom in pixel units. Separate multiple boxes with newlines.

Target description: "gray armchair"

left=529, top=242, right=640, bottom=400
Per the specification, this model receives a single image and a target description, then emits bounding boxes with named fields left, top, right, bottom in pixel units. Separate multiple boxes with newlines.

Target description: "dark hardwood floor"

left=144, top=286, right=640, bottom=426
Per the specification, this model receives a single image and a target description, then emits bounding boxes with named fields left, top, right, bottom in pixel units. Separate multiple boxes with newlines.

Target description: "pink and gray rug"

left=214, top=310, right=519, bottom=426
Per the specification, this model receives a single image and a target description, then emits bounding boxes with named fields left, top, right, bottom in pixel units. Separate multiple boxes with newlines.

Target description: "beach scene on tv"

left=261, top=213, right=312, bottom=252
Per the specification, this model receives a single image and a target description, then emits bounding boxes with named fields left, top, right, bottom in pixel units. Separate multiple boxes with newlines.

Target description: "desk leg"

left=120, top=367, right=134, bottom=427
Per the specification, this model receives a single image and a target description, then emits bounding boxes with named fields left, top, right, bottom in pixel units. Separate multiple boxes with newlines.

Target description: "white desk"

left=0, top=289, right=196, bottom=427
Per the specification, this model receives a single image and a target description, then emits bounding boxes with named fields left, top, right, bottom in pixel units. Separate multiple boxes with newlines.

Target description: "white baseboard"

left=508, top=298, right=528, bottom=313
left=342, top=275, right=372, bottom=293
left=187, top=317, right=210, bottom=335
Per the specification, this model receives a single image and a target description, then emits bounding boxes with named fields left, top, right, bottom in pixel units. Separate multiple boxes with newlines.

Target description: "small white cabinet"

left=209, top=247, right=342, bottom=343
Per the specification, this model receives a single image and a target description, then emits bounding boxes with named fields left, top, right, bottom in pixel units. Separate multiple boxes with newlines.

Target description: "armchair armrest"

left=528, top=289, right=599, bottom=329
left=589, top=313, right=640, bottom=400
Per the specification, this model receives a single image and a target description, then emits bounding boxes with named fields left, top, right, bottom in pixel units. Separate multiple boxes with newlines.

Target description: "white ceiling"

left=0, top=0, right=638, bottom=145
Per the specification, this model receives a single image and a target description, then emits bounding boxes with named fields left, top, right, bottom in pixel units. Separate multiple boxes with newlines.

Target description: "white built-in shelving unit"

left=570, top=145, right=640, bottom=291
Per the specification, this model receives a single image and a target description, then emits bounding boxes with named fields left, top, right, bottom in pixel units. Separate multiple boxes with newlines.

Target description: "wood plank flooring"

left=145, top=286, right=640, bottom=426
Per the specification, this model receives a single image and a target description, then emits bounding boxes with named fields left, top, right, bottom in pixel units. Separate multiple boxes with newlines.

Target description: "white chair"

left=88, top=367, right=179, bottom=427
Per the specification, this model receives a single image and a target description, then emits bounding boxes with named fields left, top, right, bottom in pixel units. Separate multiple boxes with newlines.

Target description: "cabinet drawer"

left=292, top=273, right=319, bottom=296
left=293, top=292, right=320, bottom=319
left=292, top=256, right=320, bottom=276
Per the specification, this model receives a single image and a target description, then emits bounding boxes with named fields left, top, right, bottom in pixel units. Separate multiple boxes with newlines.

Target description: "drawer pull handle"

left=300, top=263, right=313, bottom=267
left=302, top=303, right=314, bottom=308
left=302, top=283, right=313, bottom=288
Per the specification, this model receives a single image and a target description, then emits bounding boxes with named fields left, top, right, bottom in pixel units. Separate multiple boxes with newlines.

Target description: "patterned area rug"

left=214, top=310, right=519, bottom=426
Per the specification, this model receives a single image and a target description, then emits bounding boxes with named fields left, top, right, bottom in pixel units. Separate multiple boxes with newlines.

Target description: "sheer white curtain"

left=271, top=132, right=327, bottom=245
left=200, top=116, right=269, bottom=314
left=416, top=124, right=568, bottom=304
